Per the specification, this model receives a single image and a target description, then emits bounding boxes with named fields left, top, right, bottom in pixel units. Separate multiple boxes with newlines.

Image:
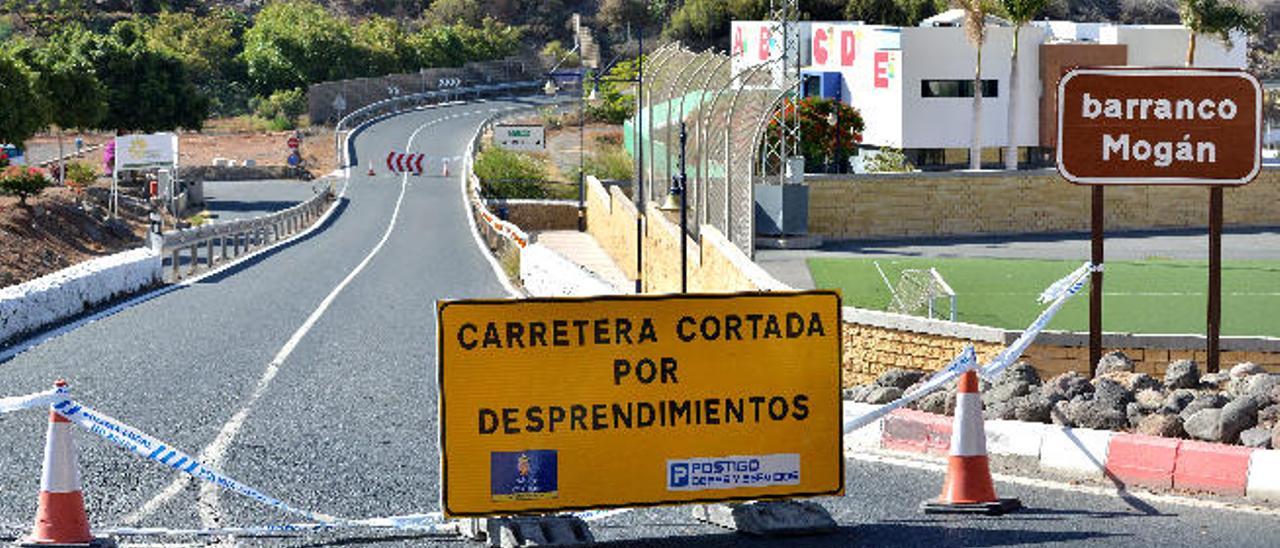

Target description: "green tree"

left=354, top=15, right=409, bottom=75
left=422, top=0, right=486, bottom=26
left=0, top=166, right=51, bottom=206
left=146, top=9, right=245, bottom=83
left=1178, top=0, right=1260, bottom=66
left=664, top=0, right=768, bottom=50
left=999, top=0, right=1049, bottom=170
left=31, top=38, right=107, bottom=184
left=241, top=0, right=358, bottom=93
left=94, top=21, right=209, bottom=132
left=845, top=0, right=943, bottom=25
left=0, top=53, right=46, bottom=146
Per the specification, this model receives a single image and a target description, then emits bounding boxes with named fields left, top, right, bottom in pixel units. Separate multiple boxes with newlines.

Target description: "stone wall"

left=488, top=200, right=579, bottom=232
left=585, top=176, right=785, bottom=293
left=585, top=178, right=639, bottom=280
left=840, top=307, right=1280, bottom=386
left=809, top=168, right=1280, bottom=240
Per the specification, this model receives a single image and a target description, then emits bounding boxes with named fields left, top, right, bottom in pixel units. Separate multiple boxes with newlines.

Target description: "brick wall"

left=809, top=169, right=1280, bottom=240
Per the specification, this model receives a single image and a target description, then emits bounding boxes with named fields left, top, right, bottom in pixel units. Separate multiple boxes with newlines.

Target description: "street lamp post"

left=585, top=31, right=645, bottom=293
left=667, top=122, right=689, bottom=293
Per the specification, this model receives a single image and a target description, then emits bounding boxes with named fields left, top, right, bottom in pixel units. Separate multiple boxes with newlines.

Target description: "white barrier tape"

left=1038, top=262, right=1091, bottom=304
left=42, top=395, right=627, bottom=538
left=979, top=263, right=1092, bottom=382
left=842, top=346, right=977, bottom=435
left=49, top=397, right=347, bottom=527
left=842, top=262, right=1096, bottom=434
left=0, top=389, right=59, bottom=415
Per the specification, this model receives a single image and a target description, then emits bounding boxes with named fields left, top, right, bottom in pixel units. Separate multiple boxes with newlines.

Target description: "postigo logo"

left=666, top=454, right=800, bottom=491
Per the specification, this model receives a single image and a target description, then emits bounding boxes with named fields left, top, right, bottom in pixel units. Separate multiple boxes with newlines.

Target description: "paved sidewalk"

left=534, top=230, right=631, bottom=290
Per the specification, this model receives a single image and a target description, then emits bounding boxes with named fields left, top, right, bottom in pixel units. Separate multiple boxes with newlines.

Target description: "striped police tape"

left=1, top=263, right=1096, bottom=535
left=843, top=262, right=1095, bottom=435
left=0, top=385, right=627, bottom=537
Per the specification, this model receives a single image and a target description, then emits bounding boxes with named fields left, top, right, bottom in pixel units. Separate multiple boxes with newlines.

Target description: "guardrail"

left=159, top=182, right=334, bottom=281
left=332, top=81, right=544, bottom=169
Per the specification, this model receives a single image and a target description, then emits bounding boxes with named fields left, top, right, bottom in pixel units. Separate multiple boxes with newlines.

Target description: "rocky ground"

left=846, top=351, right=1280, bottom=449
left=2, top=121, right=336, bottom=290
left=0, top=186, right=148, bottom=288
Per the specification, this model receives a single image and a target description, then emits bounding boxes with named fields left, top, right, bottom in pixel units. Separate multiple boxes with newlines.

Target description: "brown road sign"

left=1057, top=68, right=1261, bottom=185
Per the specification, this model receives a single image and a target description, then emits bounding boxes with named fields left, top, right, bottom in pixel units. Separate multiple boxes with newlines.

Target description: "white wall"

left=0, top=247, right=161, bottom=345
left=897, top=26, right=1044, bottom=149
left=1100, top=25, right=1247, bottom=68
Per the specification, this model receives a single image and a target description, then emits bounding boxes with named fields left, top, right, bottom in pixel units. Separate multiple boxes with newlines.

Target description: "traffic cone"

left=920, top=370, right=1021, bottom=515
left=22, top=381, right=113, bottom=547
left=367, top=162, right=376, bottom=176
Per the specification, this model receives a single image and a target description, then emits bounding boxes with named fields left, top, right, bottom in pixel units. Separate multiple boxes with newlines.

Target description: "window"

left=921, top=79, right=998, bottom=98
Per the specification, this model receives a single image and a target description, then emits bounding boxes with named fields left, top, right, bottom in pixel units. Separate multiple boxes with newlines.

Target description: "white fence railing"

left=159, top=183, right=334, bottom=281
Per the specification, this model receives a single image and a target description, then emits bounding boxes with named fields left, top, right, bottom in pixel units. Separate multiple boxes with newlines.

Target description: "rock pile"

left=844, top=352, right=1280, bottom=448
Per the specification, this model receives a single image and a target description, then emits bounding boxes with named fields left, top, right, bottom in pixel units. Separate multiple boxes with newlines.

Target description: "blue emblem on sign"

left=668, top=462, right=690, bottom=488
left=491, top=450, right=558, bottom=501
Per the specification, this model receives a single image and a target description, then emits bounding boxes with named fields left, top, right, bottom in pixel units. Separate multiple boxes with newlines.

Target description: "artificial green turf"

left=808, top=257, right=1280, bottom=337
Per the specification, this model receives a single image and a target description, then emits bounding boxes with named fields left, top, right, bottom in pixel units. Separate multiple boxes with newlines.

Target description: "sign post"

left=1057, top=67, right=1261, bottom=374
left=436, top=292, right=843, bottom=517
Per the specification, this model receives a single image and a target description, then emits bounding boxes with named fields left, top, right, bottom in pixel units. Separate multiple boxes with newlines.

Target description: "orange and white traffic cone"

left=921, top=370, right=1021, bottom=515
left=21, top=381, right=113, bottom=547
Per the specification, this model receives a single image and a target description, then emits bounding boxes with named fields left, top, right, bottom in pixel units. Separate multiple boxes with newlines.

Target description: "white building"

left=731, top=14, right=1248, bottom=169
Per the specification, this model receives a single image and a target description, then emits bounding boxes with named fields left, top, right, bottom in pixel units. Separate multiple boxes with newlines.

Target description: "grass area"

left=808, top=257, right=1280, bottom=337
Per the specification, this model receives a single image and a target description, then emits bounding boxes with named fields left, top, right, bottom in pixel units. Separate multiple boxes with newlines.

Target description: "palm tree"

left=1178, top=0, right=1261, bottom=67
left=999, top=0, right=1047, bottom=171
left=957, top=0, right=993, bottom=170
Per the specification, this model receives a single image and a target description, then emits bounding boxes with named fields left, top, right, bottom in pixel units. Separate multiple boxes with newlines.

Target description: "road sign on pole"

left=287, top=136, right=300, bottom=149
left=1057, top=67, right=1262, bottom=374
left=436, top=292, right=844, bottom=517
left=1057, top=68, right=1261, bottom=186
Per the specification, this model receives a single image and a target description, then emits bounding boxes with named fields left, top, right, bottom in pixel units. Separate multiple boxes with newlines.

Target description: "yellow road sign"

left=436, top=291, right=844, bottom=517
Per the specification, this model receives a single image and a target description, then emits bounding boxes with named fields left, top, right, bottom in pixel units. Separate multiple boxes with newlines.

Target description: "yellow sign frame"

left=436, top=291, right=845, bottom=517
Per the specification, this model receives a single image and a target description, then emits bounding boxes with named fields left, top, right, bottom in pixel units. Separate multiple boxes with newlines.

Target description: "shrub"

left=0, top=166, right=51, bottom=205
left=252, top=88, right=307, bottom=129
left=865, top=147, right=915, bottom=173
left=473, top=147, right=548, bottom=199
left=572, top=145, right=634, bottom=182
left=63, top=161, right=96, bottom=196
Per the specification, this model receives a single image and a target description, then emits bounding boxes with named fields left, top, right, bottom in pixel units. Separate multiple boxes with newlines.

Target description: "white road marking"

left=0, top=170, right=351, bottom=365
left=849, top=450, right=1280, bottom=516
left=125, top=108, right=471, bottom=527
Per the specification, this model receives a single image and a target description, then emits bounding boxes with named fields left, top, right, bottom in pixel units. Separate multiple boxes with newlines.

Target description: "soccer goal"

left=875, top=262, right=957, bottom=321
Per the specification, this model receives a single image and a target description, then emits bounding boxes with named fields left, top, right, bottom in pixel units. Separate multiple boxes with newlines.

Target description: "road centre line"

left=125, top=107, right=483, bottom=527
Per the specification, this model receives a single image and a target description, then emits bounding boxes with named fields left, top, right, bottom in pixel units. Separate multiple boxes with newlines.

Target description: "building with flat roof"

left=731, top=14, right=1248, bottom=170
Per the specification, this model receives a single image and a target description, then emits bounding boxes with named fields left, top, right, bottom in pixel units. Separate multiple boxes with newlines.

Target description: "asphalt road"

left=4, top=99, right=1280, bottom=546
left=204, top=180, right=325, bottom=222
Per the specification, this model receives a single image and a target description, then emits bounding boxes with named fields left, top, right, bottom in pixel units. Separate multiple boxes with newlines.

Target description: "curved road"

left=2, top=99, right=1280, bottom=546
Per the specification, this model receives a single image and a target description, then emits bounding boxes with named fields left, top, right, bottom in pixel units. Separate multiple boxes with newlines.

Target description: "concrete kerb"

left=1247, top=449, right=1280, bottom=501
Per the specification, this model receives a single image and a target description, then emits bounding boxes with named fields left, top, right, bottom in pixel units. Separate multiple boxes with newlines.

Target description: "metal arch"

left=656, top=48, right=698, bottom=202
left=721, top=62, right=773, bottom=243
left=691, top=53, right=732, bottom=226
left=641, top=43, right=680, bottom=196
left=744, top=81, right=799, bottom=257
left=662, top=50, right=711, bottom=203
left=673, top=51, right=720, bottom=230
left=643, top=44, right=682, bottom=198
